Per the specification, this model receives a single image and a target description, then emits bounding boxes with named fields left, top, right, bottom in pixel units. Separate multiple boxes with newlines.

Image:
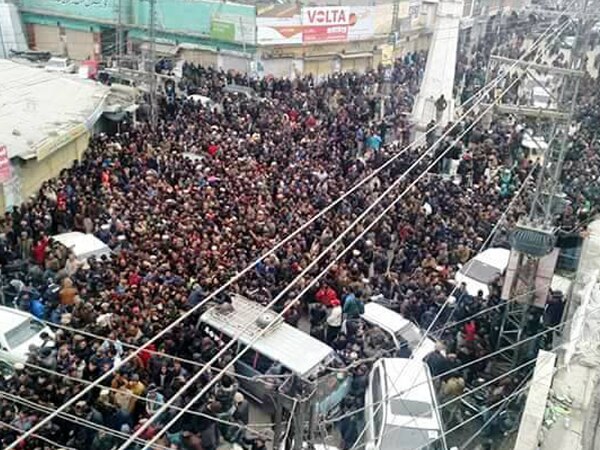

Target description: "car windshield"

left=390, top=399, right=432, bottom=417
left=379, top=425, right=440, bottom=450
left=394, top=323, right=423, bottom=348
left=5, top=319, right=44, bottom=349
left=459, top=259, right=501, bottom=284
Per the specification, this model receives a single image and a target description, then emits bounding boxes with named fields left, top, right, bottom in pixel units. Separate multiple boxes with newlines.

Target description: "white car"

left=52, top=231, right=111, bottom=262
left=0, top=306, right=54, bottom=364
left=365, top=358, right=445, bottom=450
left=45, top=57, right=76, bottom=74
left=361, top=302, right=437, bottom=360
left=454, top=247, right=511, bottom=297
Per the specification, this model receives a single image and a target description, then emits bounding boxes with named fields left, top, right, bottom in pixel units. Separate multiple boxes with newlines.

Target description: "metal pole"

left=116, top=0, right=122, bottom=72
left=149, top=0, right=157, bottom=130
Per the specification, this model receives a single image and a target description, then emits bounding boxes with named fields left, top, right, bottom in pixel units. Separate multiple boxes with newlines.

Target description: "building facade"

left=13, top=0, right=437, bottom=77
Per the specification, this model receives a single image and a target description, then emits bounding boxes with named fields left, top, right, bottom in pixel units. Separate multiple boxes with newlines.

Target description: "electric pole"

left=148, top=0, right=158, bottom=130
left=115, top=0, right=123, bottom=71
left=494, top=0, right=592, bottom=368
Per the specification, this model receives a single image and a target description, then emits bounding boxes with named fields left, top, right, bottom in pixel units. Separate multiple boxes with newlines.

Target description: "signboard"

left=302, top=6, right=350, bottom=42
left=409, top=0, right=421, bottom=21
left=257, top=6, right=374, bottom=45
left=21, top=0, right=116, bottom=21
left=0, top=145, right=12, bottom=183
left=256, top=15, right=303, bottom=45
left=380, top=44, right=394, bottom=67
left=211, top=19, right=236, bottom=42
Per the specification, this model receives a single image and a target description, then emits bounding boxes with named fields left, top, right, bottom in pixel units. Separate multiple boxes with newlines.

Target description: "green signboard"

left=210, top=19, right=236, bottom=42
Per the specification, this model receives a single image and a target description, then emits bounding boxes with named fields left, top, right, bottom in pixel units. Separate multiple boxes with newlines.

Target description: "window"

left=390, top=399, right=432, bottom=417
left=237, top=346, right=276, bottom=374
left=5, top=319, right=44, bottom=350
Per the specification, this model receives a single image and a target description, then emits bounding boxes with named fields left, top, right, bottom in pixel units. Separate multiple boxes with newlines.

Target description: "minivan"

left=0, top=306, right=54, bottom=364
left=52, top=231, right=112, bottom=262
left=198, top=294, right=351, bottom=414
left=364, top=358, right=445, bottom=450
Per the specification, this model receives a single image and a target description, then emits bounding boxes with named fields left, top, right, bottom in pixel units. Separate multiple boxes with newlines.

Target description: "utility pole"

left=148, top=0, right=158, bottom=130
left=115, top=0, right=123, bottom=72
left=494, top=0, right=592, bottom=369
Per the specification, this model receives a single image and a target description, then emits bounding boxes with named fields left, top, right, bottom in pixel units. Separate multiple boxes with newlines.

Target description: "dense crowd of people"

left=0, top=12, right=598, bottom=450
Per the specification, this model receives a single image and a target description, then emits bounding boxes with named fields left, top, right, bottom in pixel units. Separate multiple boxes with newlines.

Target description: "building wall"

left=18, top=132, right=89, bottom=205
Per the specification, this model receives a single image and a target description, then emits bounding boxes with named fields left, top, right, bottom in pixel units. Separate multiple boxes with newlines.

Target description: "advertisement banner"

left=302, top=6, right=374, bottom=43
left=258, top=6, right=374, bottom=45
left=210, top=19, right=236, bottom=42
left=256, top=15, right=303, bottom=45
left=0, top=145, right=12, bottom=183
left=380, top=44, right=394, bottom=67
left=302, top=6, right=350, bottom=42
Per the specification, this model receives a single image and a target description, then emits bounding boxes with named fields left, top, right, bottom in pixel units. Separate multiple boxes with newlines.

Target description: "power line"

left=120, top=37, right=560, bottom=449
left=0, top=391, right=173, bottom=450
left=0, top=418, right=77, bottom=450
left=346, top=10, right=576, bottom=449
left=3, top=21, right=534, bottom=447
left=16, top=358, right=275, bottom=434
left=3, top=9, right=572, bottom=450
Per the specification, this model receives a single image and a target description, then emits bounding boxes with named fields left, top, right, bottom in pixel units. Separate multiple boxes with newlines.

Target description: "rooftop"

left=0, top=59, right=109, bottom=160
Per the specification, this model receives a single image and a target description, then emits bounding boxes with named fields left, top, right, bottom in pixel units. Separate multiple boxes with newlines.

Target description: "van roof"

left=0, top=306, right=31, bottom=333
left=200, top=294, right=335, bottom=376
left=378, top=358, right=441, bottom=431
left=52, top=232, right=111, bottom=261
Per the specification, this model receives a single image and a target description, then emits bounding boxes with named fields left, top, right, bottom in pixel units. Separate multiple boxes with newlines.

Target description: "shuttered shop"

left=66, top=29, right=95, bottom=61
left=340, top=53, right=373, bottom=74
left=303, top=57, right=335, bottom=79
left=179, top=49, right=218, bottom=68
left=31, top=24, right=61, bottom=54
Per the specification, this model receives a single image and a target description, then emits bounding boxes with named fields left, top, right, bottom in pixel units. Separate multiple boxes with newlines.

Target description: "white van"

left=455, top=247, right=573, bottom=299
left=454, top=247, right=511, bottom=297
left=365, top=358, right=445, bottom=450
left=198, top=294, right=351, bottom=414
left=361, top=302, right=437, bottom=361
left=0, top=306, right=54, bottom=364
left=52, top=232, right=111, bottom=262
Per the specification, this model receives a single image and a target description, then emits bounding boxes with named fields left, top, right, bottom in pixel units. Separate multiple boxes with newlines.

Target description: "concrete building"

left=0, top=59, right=109, bottom=211
left=10, top=0, right=437, bottom=78
left=0, top=0, right=28, bottom=58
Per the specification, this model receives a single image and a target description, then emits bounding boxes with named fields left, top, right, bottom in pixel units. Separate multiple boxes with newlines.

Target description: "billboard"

left=256, top=14, right=303, bottom=45
left=257, top=6, right=374, bottom=45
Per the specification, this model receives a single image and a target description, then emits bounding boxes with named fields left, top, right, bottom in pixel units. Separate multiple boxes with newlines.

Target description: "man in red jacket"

left=316, top=283, right=339, bottom=307
left=32, top=235, right=49, bottom=266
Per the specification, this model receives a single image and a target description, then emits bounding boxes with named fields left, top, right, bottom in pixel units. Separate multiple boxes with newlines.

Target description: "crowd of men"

left=0, top=13, right=598, bottom=450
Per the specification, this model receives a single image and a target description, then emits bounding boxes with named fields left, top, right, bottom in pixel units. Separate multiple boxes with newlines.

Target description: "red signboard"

left=0, top=145, right=11, bottom=183
left=302, top=6, right=351, bottom=43
left=303, top=25, right=348, bottom=42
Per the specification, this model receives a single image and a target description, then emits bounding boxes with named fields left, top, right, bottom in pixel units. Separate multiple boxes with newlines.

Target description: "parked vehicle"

left=364, top=358, right=445, bottom=450
left=455, top=247, right=574, bottom=298
left=0, top=306, right=54, bottom=364
left=52, top=231, right=111, bottom=262
left=360, top=301, right=437, bottom=361
left=45, top=57, right=76, bottom=74
left=454, top=247, right=511, bottom=297
left=198, top=294, right=351, bottom=414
